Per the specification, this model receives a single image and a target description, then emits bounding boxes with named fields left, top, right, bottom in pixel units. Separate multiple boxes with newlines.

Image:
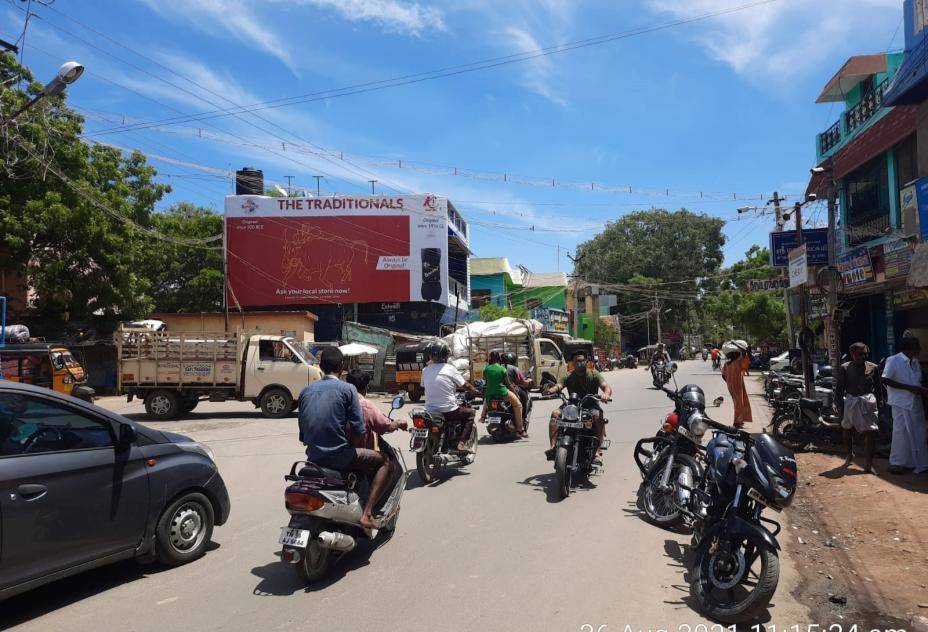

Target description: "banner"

left=225, top=195, right=449, bottom=306
left=838, top=247, right=875, bottom=288
left=884, top=238, right=913, bottom=279
left=789, top=245, right=808, bottom=288
left=746, top=278, right=789, bottom=292
left=770, top=228, right=828, bottom=267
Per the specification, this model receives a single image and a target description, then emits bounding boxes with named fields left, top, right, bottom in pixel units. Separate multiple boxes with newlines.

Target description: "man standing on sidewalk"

left=835, top=342, right=879, bottom=474
left=881, top=336, right=928, bottom=475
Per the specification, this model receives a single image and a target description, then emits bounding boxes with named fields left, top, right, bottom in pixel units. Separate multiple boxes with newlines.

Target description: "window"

left=471, top=289, right=491, bottom=308
left=845, top=154, right=890, bottom=246
left=895, top=135, right=918, bottom=190
left=0, top=393, right=114, bottom=456
left=539, top=340, right=563, bottom=362
left=258, top=339, right=295, bottom=362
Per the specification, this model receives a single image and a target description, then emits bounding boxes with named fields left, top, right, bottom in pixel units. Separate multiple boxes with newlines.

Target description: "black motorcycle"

left=409, top=407, right=477, bottom=484
left=552, top=392, right=609, bottom=499
left=485, top=392, right=532, bottom=442
left=650, top=360, right=675, bottom=388
left=770, top=396, right=842, bottom=450
left=687, top=422, right=797, bottom=623
left=623, top=354, right=638, bottom=369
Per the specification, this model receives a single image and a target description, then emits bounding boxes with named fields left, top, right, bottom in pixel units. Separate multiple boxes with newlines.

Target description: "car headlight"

left=177, top=441, right=216, bottom=463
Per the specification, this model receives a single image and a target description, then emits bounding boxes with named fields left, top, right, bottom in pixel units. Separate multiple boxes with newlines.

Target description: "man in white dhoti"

left=835, top=342, right=879, bottom=474
left=881, top=336, right=928, bottom=475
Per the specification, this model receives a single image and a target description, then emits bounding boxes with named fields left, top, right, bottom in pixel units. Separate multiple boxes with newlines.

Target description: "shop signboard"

left=789, top=245, right=808, bottom=288
left=746, top=277, right=789, bottom=292
left=531, top=307, right=569, bottom=332
left=893, top=287, right=928, bottom=310
left=225, top=194, right=449, bottom=307
left=770, top=228, right=828, bottom=267
left=838, top=247, right=875, bottom=288
left=916, top=176, right=928, bottom=240
left=884, top=238, right=913, bottom=279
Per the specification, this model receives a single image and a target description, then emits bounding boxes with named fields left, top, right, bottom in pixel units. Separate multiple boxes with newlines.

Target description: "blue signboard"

left=915, top=175, right=928, bottom=240
left=769, top=228, right=829, bottom=268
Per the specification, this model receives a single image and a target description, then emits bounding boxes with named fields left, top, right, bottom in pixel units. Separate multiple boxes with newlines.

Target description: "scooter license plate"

left=411, top=428, right=429, bottom=438
left=279, top=527, right=311, bottom=548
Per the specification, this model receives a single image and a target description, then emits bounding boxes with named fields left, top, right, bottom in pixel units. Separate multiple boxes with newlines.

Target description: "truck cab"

left=243, top=336, right=322, bottom=416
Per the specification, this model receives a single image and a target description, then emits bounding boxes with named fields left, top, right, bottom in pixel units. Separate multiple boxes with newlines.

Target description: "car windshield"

left=51, top=351, right=80, bottom=370
left=286, top=339, right=315, bottom=365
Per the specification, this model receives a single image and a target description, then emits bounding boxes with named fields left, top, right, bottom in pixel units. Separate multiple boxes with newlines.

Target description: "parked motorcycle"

left=485, top=393, right=532, bottom=442
left=623, top=354, right=638, bottom=369
left=279, top=396, right=407, bottom=582
left=649, top=360, right=676, bottom=388
left=702, top=349, right=709, bottom=362
left=409, top=404, right=478, bottom=484
left=552, top=392, right=609, bottom=499
left=770, top=397, right=842, bottom=450
left=688, top=423, right=797, bottom=623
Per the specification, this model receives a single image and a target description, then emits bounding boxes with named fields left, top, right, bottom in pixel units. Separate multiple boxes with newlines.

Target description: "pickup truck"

left=466, top=326, right=568, bottom=389
left=116, top=326, right=322, bottom=420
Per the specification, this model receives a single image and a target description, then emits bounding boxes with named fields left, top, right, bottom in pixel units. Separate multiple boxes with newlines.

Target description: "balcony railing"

left=820, top=120, right=841, bottom=154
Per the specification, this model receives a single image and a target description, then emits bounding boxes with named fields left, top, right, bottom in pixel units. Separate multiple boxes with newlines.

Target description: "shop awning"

left=816, top=55, right=889, bottom=103
left=884, top=39, right=928, bottom=106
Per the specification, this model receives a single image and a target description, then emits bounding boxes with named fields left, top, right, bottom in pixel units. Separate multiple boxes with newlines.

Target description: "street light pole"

left=825, top=175, right=840, bottom=369
left=794, top=201, right=814, bottom=398
left=1, top=61, right=84, bottom=126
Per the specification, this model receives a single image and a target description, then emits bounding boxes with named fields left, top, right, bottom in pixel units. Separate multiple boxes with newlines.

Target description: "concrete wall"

left=152, top=312, right=316, bottom=342
left=470, top=274, right=508, bottom=307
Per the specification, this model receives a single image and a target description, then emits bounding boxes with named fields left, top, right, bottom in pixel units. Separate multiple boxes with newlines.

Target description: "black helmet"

left=427, top=340, right=451, bottom=363
left=502, top=351, right=518, bottom=366
left=817, top=365, right=833, bottom=379
left=679, top=384, right=705, bottom=409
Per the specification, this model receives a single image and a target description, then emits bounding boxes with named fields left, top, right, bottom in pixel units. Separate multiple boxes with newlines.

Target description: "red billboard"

left=225, top=195, right=449, bottom=307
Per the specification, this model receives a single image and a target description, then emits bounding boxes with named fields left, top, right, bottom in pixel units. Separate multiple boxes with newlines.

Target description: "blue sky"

left=5, top=0, right=903, bottom=274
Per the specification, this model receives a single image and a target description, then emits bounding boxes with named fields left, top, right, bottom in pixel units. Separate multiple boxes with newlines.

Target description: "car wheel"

left=145, top=390, right=180, bottom=420
left=155, top=492, right=215, bottom=566
left=260, top=388, right=293, bottom=418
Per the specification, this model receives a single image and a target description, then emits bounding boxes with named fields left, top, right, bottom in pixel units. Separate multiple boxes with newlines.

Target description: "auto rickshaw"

left=0, top=343, right=95, bottom=401
left=395, top=341, right=428, bottom=403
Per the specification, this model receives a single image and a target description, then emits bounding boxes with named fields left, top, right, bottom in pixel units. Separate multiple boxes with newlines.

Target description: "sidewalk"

left=749, top=376, right=928, bottom=631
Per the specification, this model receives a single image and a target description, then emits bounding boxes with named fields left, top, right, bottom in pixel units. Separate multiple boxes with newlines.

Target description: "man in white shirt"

left=420, top=341, right=480, bottom=452
left=881, top=336, right=928, bottom=474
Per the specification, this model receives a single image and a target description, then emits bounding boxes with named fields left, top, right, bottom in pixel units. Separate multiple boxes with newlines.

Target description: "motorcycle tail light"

left=412, top=417, right=429, bottom=429
left=491, top=401, right=498, bottom=410
left=782, top=466, right=796, bottom=478
left=663, top=412, right=679, bottom=432
left=285, top=492, right=324, bottom=512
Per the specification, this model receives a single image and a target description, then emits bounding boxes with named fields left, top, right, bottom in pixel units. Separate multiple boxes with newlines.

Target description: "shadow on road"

left=251, top=534, right=391, bottom=596
left=404, top=467, right=470, bottom=491
left=517, top=472, right=597, bottom=503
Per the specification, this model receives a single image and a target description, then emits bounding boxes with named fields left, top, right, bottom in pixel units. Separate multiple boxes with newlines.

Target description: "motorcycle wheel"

left=295, top=537, right=331, bottom=583
left=690, top=536, right=780, bottom=623
left=642, top=457, right=688, bottom=528
left=462, top=426, right=477, bottom=465
left=554, top=446, right=570, bottom=499
left=416, top=439, right=438, bottom=484
left=771, top=414, right=809, bottom=451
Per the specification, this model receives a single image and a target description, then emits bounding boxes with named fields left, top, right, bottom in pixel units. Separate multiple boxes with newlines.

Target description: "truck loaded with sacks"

left=442, top=318, right=569, bottom=390
left=115, top=325, right=321, bottom=420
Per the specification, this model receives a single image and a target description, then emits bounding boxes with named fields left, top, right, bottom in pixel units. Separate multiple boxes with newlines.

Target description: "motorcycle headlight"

left=688, top=414, right=708, bottom=437
left=561, top=404, right=580, bottom=421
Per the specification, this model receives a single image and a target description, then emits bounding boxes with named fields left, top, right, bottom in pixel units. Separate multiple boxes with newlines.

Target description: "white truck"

left=116, top=326, right=322, bottom=420
left=465, top=328, right=568, bottom=389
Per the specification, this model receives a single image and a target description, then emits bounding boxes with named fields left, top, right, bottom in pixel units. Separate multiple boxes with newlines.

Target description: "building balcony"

left=816, top=75, right=893, bottom=162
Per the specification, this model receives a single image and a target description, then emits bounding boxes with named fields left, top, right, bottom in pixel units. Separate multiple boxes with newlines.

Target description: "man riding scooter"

left=544, top=350, right=612, bottom=460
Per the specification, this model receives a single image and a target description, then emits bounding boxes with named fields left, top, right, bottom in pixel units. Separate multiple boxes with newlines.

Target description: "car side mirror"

left=713, top=396, right=724, bottom=407
left=116, top=423, right=138, bottom=452
left=391, top=396, right=404, bottom=410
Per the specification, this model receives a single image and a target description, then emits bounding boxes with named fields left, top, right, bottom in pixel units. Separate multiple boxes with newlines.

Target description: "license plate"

left=487, top=416, right=502, bottom=424
left=677, top=426, right=695, bottom=440
left=747, top=487, right=781, bottom=512
left=411, top=428, right=429, bottom=438
left=600, top=439, right=611, bottom=450
left=279, top=527, right=311, bottom=548
left=558, top=420, right=584, bottom=429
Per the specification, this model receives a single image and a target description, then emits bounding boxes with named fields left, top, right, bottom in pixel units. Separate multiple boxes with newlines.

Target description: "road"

left=1, top=361, right=811, bottom=631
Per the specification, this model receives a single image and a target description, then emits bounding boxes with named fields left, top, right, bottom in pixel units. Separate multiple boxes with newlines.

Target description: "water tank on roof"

left=235, top=167, right=263, bottom=195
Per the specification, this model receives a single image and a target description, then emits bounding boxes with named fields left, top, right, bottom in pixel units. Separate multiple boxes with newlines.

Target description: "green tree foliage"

left=594, top=319, right=619, bottom=349
left=476, top=303, right=530, bottom=322
left=146, top=203, right=224, bottom=313
left=701, top=246, right=786, bottom=342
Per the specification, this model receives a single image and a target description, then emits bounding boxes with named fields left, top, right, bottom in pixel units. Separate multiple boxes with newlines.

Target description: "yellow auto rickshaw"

left=0, top=343, right=95, bottom=401
left=395, top=341, right=428, bottom=403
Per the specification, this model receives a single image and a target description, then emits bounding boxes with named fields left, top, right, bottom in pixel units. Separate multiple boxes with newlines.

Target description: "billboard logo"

left=423, top=195, right=439, bottom=212
left=241, top=199, right=258, bottom=214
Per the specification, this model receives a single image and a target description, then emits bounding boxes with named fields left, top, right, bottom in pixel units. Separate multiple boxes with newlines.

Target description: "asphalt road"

left=1, top=361, right=811, bottom=631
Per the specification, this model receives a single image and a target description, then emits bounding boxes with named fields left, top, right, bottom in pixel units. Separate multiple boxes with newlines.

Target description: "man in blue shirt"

left=298, top=347, right=390, bottom=529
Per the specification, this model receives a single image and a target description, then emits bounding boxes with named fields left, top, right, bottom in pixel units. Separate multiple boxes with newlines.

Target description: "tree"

left=594, top=319, right=619, bottom=349
left=476, top=304, right=529, bottom=322
left=0, top=54, right=171, bottom=334
left=146, top=203, right=224, bottom=313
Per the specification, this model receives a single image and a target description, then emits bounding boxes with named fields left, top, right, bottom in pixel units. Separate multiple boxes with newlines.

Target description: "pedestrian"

left=881, top=335, right=928, bottom=475
left=834, top=342, right=879, bottom=474
left=721, top=342, right=752, bottom=428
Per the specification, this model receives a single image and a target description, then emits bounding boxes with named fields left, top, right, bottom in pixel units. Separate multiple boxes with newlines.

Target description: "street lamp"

left=2, top=60, right=84, bottom=125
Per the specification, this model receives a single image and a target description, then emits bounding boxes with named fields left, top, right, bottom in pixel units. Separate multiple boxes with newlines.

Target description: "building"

left=806, top=3, right=928, bottom=359
left=151, top=311, right=318, bottom=342
left=0, top=263, right=29, bottom=321
left=517, top=271, right=569, bottom=333
left=224, top=187, right=470, bottom=340
left=469, top=258, right=522, bottom=311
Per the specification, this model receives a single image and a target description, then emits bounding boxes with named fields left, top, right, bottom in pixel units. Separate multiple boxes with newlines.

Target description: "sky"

left=3, top=0, right=905, bottom=274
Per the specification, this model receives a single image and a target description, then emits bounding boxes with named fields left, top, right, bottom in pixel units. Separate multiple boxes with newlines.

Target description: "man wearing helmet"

left=646, top=343, right=670, bottom=369
left=421, top=340, right=481, bottom=452
left=544, top=350, right=612, bottom=460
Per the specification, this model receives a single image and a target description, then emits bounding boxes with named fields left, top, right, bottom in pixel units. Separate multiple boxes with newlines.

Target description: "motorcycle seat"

left=799, top=398, right=822, bottom=411
left=299, top=463, right=346, bottom=483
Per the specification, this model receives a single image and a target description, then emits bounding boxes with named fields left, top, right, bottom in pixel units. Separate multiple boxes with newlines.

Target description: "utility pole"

left=825, top=177, right=840, bottom=369
left=654, top=295, right=662, bottom=344
left=794, top=201, right=814, bottom=398
left=368, top=180, right=377, bottom=194
left=284, top=175, right=294, bottom=197
left=770, top=192, right=796, bottom=347
left=312, top=175, right=323, bottom=197
left=567, top=252, right=584, bottom=337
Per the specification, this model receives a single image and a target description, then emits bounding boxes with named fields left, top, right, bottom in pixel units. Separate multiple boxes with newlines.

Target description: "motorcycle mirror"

left=391, top=396, right=404, bottom=410
left=713, top=396, right=724, bottom=407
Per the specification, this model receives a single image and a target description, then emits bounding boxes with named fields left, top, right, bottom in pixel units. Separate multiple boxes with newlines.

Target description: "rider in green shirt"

left=480, top=350, right=526, bottom=437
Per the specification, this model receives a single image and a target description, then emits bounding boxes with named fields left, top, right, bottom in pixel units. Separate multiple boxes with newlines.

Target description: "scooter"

left=278, top=396, right=407, bottom=582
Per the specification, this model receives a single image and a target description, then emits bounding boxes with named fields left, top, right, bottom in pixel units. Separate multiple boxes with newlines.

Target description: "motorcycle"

left=278, top=396, right=407, bottom=582
left=485, top=390, right=532, bottom=442
left=636, top=386, right=724, bottom=528
left=702, top=349, right=709, bottom=362
left=649, top=360, right=676, bottom=388
left=687, top=422, right=797, bottom=623
left=770, top=396, right=842, bottom=450
left=409, top=403, right=478, bottom=484
left=623, top=354, right=638, bottom=369
left=552, top=392, right=609, bottom=499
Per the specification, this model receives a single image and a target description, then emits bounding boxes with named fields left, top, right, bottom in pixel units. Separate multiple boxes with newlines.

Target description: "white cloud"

left=281, top=0, right=446, bottom=35
left=503, top=26, right=568, bottom=107
left=647, top=0, right=901, bottom=84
